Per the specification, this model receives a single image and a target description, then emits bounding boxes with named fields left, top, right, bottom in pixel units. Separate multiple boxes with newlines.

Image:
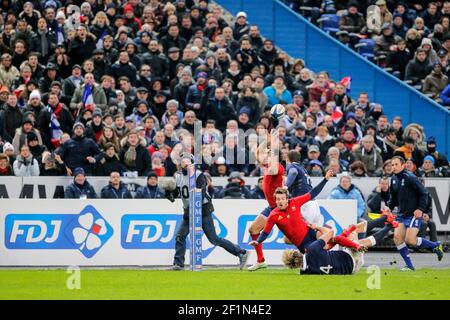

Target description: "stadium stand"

left=283, top=0, right=450, bottom=106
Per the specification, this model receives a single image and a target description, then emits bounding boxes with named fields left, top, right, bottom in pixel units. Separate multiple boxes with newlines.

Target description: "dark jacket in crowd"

left=58, top=135, right=102, bottom=174
left=100, top=182, right=132, bottom=199
left=135, top=184, right=166, bottom=199
left=367, top=187, right=391, bottom=213
left=64, top=180, right=98, bottom=199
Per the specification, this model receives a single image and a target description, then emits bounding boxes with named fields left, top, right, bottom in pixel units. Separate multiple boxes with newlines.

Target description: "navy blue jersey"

left=286, top=162, right=313, bottom=197
left=388, top=169, right=428, bottom=217
left=300, top=239, right=354, bottom=275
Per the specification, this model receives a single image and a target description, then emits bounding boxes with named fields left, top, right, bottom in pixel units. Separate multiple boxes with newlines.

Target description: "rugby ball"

left=270, top=104, right=286, bottom=120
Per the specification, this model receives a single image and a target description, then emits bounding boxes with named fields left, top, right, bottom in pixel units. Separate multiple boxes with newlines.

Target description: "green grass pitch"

left=1, top=268, right=450, bottom=300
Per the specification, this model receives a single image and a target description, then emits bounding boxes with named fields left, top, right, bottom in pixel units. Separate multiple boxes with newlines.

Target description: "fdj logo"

left=5, top=205, right=113, bottom=258
left=122, top=214, right=226, bottom=258
left=238, top=215, right=289, bottom=250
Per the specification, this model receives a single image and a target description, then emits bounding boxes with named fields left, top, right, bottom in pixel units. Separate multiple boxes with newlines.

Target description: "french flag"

left=332, top=106, right=343, bottom=123
left=82, top=84, right=94, bottom=111
left=96, top=30, right=108, bottom=49
left=56, top=24, right=65, bottom=45
left=340, top=76, right=352, bottom=93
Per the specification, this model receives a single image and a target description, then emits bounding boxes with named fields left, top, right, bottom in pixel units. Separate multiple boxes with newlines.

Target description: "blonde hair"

left=282, top=250, right=303, bottom=269
left=93, top=11, right=110, bottom=26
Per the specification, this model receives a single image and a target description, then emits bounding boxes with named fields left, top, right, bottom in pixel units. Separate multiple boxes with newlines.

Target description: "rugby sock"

left=397, top=243, right=414, bottom=269
left=341, top=225, right=357, bottom=237
left=334, top=235, right=361, bottom=250
left=251, top=234, right=265, bottom=263
left=416, top=237, right=438, bottom=250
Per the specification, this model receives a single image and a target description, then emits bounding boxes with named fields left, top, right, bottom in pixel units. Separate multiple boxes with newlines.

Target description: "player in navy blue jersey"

left=387, top=156, right=444, bottom=271
left=285, top=150, right=323, bottom=226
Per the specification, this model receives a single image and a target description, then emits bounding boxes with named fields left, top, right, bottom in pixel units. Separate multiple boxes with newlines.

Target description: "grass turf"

left=0, top=268, right=449, bottom=300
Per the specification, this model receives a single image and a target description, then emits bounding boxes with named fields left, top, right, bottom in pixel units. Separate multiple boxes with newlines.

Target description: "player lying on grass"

left=249, top=170, right=366, bottom=254
left=282, top=217, right=399, bottom=275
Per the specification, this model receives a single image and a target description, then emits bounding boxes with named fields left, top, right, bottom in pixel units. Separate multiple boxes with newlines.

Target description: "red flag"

left=340, top=76, right=352, bottom=93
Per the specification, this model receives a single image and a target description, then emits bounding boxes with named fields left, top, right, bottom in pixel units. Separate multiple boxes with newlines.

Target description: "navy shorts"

left=396, top=215, right=422, bottom=229
left=260, top=206, right=274, bottom=217
left=297, top=228, right=318, bottom=253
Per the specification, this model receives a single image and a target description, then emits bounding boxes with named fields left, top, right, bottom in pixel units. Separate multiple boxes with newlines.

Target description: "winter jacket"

left=204, top=95, right=237, bottom=132
left=118, top=137, right=152, bottom=177
left=173, top=82, right=193, bottom=111
left=67, top=36, right=96, bottom=65
left=135, top=185, right=166, bottom=199
left=12, top=128, right=43, bottom=155
left=386, top=49, right=410, bottom=79
left=0, top=65, right=20, bottom=88
left=218, top=182, right=252, bottom=199
left=38, top=104, right=74, bottom=149
left=0, top=104, right=23, bottom=143
left=94, top=153, right=127, bottom=176
left=263, top=85, right=292, bottom=106
left=70, top=84, right=108, bottom=114
left=339, top=12, right=366, bottom=34
left=110, top=61, right=138, bottom=86
left=58, top=135, right=102, bottom=174
left=258, top=47, right=278, bottom=67
left=422, top=72, right=449, bottom=99
left=13, top=154, right=40, bottom=176
left=250, top=186, right=265, bottom=199
left=367, top=187, right=391, bottom=213
left=185, top=83, right=209, bottom=120
left=64, top=180, right=98, bottom=199
left=405, top=57, right=432, bottom=85
left=141, top=51, right=169, bottom=80
left=100, top=182, right=132, bottom=199
left=353, top=147, right=384, bottom=177
left=328, top=184, right=366, bottom=218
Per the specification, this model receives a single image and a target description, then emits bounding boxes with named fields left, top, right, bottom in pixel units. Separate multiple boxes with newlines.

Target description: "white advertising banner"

left=0, top=199, right=356, bottom=266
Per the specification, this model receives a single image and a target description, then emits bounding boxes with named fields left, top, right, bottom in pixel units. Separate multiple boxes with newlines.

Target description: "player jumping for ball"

left=247, top=135, right=285, bottom=271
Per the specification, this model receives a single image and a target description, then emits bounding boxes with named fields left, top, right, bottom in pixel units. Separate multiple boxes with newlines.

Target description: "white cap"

left=236, top=11, right=247, bottom=19
left=216, top=156, right=226, bottom=165
left=3, top=142, right=14, bottom=153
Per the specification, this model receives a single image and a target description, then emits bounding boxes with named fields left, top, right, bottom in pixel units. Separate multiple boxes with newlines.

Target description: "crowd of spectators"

left=285, top=0, right=450, bottom=106
left=0, top=0, right=448, bottom=195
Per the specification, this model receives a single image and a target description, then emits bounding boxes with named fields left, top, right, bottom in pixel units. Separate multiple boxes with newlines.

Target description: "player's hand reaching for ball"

left=324, top=169, right=334, bottom=181
left=249, top=240, right=259, bottom=247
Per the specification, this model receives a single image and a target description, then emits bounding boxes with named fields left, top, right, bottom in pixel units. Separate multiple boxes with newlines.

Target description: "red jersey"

left=263, top=163, right=285, bottom=208
left=263, top=193, right=311, bottom=246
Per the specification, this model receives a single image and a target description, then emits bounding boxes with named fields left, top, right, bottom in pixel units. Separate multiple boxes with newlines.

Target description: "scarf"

left=362, top=147, right=377, bottom=167
left=227, top=69, right=240, bottom=77
left=124, top=145, right=137, bottom=168
left=39, top=30, right=48, bottom=57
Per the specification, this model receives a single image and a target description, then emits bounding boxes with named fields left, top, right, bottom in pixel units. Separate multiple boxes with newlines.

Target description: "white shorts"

left=301, top=200, right=323, bottom=226
left=342, top=247, right=364, bottom=274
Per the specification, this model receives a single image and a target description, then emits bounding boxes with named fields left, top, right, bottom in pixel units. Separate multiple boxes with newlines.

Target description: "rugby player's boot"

left=433, top=242, right=444, bottom=262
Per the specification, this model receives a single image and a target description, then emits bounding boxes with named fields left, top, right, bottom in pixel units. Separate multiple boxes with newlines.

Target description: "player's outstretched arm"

left=309, top=169, right=334, bottom=199
left=249, top=215, right=275, bottom=246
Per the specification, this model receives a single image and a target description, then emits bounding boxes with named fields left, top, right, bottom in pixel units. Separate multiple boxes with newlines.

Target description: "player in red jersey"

left=247, top=135, right=284, bottom=271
